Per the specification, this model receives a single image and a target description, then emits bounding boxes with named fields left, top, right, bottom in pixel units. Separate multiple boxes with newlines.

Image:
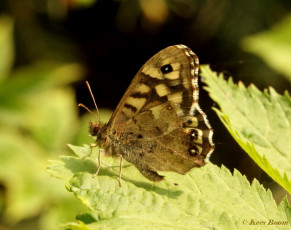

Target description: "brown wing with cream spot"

left=108, top=45, right=196, bottom=126
left=108, top=45, right=214, bottom=178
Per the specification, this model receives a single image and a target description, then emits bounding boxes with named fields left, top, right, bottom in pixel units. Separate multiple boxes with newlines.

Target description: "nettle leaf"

left=200, top=65, right=291, bottom=194
left=241, top=15, right=291, bottom=82
left=48, top=145, right=290, bottom=229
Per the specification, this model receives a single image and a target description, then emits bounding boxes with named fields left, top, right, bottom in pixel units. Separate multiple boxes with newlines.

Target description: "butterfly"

left=87, top=44, right=214, bottom=185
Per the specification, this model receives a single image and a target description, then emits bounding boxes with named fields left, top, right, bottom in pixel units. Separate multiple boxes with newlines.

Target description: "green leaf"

left=0, top=62, right=84, bottom=125
left=0, top=58, right=87, bottom=227
left=39, top=195, right=87, bottom=230
left=241, top=14, right=291, bottom=82
left=200, top=65, right=291, bottom=194
left=0, top=104, right=87, bottom=228
left=23, top=88, right=79, bottom=152
left=0, top=15, right=14, bottom=81
left=0, top=128, right=64, bottom=223
left=48, top=145, right=291, bottom=229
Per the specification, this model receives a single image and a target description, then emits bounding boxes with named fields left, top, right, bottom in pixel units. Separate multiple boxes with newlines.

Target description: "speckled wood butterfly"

left=87, top=44, right=214, bottom=185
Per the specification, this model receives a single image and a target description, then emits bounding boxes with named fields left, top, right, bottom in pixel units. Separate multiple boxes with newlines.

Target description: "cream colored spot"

left=182, top=75, right=190, bottom=89
left=190, top=146, right=202, bottom=155
left=135, top=83, right=151, bottom=94
left=165, top=70, right=179, bottom=80
left=189, top=50, right=195, bottom=56
left=171, top=62, right=181, bottom=70
left=155, top=84, right=170, bottom=96
left=149, top=105, right=160, bottom=119
left=161, top=58, right=172, bottom=66
left=195, top=146, right=202, bottom=155
left=208, top=130, right=214, bottom=146
left=176, top=44, right=187, bottom=49
left=168, top=92, right=184, bottom=116
left=191, top=69, right=195, bottom=76
left=167, top=92, right=183, bottom=104
left=194, top=67, right=199, bottom=75
left=192, top=77, right=198, bottom=87
left=193, top=128, right=203, bottom=144
left=142, top=65, right=162, bottom=79
left=176, top=108, right=184, bottom=116
left=168, top=79, right=181, bottom=87
left=126, top=97, right=146, bottom=111
left=194, top=58, right=199, bottom=65
left=190, top=149, right=196, bottom=154
left=185, top=117, right=198, bottom=127
left=193, top=83, right=199, bottom=98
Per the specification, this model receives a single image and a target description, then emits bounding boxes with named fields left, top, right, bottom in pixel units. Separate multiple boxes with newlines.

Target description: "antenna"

left=78, top=81, right=100, bottom=122
left=78, top=103, right=94, bottom=114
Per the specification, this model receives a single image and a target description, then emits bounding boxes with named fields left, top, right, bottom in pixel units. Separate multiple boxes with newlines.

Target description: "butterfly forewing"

left=108, top=45, right=195, bottom=125
left=93, top=45, right=214, bottom=182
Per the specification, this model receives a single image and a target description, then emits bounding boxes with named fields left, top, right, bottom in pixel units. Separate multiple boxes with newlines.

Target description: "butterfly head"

left=89, top=120, right=103, bottom=137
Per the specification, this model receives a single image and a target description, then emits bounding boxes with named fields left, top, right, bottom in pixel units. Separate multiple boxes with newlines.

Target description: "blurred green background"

left=0, top=0, right=291, bottom=229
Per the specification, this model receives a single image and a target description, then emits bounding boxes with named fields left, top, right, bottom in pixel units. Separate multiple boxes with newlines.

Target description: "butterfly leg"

left=88, top=143, right=98, bottom=156
left=92, top=149, right=102, bottom=178
left=117, top=155, right=123, bottom=187
left=90, top=143, right=98, bottom=149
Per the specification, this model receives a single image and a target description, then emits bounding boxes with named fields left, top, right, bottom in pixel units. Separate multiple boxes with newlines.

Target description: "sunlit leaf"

left=201, top=65, right=291, bottom=194
left=24, top=88, right=79, bottom=152
left=0, top=62, right=84, bottom=125
left=47, top=143, right=290, bottom=229
left=0, top=128, right=65, bottom=223
left=242, top=14, right=291, bottom=82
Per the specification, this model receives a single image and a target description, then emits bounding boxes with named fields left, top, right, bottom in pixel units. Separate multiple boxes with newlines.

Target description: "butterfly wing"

left=105, top=45, right=214, bottom=181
